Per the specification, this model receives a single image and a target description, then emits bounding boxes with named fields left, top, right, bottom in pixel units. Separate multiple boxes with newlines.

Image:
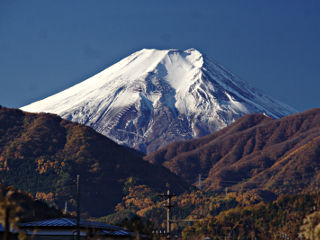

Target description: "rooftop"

left=19, top=218, right=125, bottom=232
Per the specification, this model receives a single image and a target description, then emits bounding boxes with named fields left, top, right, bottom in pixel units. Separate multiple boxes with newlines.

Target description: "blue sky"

left=0, top=0, right=319, bottom=111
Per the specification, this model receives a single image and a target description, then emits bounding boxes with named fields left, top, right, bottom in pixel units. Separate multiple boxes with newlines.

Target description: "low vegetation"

left=99, top=183, right=320, bottom=239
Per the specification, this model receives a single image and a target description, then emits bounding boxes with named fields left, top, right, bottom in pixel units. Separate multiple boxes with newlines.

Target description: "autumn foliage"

left=0, top=107, right=188, bottom=217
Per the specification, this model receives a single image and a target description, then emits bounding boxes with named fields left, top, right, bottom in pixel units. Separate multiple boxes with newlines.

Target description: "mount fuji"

left=21, top=48, right=297, bottom=153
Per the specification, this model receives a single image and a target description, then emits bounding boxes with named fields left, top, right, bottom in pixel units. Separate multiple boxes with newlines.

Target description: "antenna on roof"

left=64, top=201, right=68, bottom=215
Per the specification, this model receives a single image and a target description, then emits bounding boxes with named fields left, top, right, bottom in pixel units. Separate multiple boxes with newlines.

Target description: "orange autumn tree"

left=0, top=187, right=22, bottom=240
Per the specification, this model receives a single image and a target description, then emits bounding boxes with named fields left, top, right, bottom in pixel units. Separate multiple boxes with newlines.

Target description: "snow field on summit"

left=21, top=48, right=297, bottom=153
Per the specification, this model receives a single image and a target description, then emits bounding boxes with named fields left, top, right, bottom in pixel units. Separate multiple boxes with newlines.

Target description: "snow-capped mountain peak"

left=21, top=48, right=297, bottom=153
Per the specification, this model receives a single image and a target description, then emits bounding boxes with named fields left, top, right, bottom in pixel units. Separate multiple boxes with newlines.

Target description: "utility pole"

left=158, top=189, right=175, bottom=239
left=4, top=208, right=10, bottom=240
left=76, top=174, right=80, bottom=240
left=198, top=174, right=202, bottom=190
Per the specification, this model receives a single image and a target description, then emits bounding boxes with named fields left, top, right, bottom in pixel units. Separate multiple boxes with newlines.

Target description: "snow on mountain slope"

left=21, top=48, right=297, bottom=153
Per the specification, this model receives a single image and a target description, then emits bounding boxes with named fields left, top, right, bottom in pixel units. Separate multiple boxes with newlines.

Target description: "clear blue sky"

left=0, top=0, right=319, bottom=111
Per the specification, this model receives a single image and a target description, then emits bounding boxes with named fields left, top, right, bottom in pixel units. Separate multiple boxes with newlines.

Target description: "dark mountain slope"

left=0, top=106, right=188, bottom=217
left=145, top=109, right=320, bottom=193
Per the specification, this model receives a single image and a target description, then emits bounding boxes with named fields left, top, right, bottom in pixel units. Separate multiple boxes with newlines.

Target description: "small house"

left=18, top=217, right=138, bottom=240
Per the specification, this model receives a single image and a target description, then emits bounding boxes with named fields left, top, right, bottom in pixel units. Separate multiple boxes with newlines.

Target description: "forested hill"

left=145, top=108, right=320, bottom=194
left=0, top=106, right=188, bottom=217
